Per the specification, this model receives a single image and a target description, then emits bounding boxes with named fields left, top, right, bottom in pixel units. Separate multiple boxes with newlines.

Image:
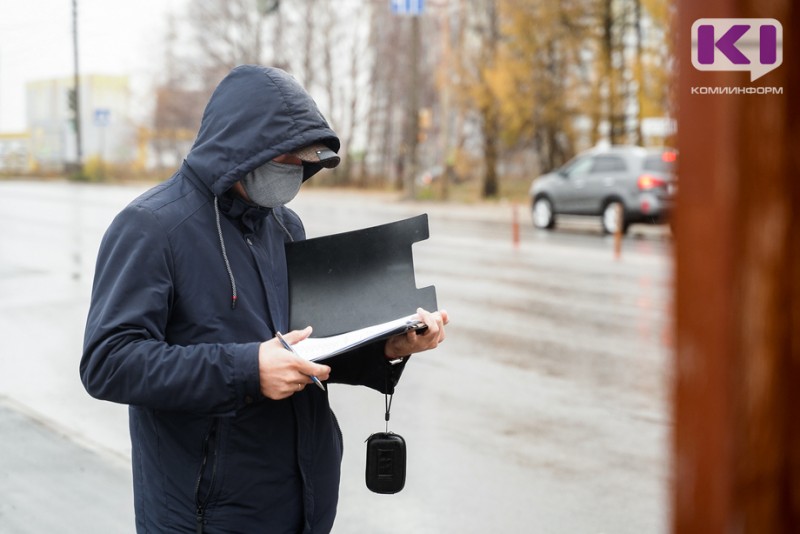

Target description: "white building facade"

left=26, top=75, right=135, bottom=172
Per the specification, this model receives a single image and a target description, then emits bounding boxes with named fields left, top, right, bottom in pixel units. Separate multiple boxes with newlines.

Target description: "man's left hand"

left=384, top=308, right=449, bottom=360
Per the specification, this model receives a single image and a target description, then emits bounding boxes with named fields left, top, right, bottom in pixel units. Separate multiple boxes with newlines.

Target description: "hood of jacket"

left=184, top=65, right=340, bottom=198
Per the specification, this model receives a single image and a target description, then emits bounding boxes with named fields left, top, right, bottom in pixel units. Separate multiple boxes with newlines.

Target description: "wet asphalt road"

left=0, top=180, right=672, bottom=533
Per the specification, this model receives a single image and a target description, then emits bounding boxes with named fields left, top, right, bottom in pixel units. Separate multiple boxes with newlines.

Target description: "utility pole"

left=405, top=14, right=421, bottom=199
left=72, top=0, right=83, bottom=175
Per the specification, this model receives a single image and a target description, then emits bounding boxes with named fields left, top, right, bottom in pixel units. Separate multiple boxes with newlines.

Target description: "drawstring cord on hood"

left=213, top=196, right=296, bottom=311
left=271, top=210, right=294, bottom=243
left=214, top=196, right=238, bottom=309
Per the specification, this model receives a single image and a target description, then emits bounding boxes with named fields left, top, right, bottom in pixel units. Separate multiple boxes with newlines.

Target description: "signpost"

left=93, top=108, right=110, bottom=127
left=94, top=108, right=110, bottom=179
left=390, top=0, right=424, bottom=16
left=390, top=0, right=424, bottom=198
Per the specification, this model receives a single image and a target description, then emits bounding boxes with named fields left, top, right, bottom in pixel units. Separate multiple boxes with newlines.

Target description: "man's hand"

left=258, top=326, right=331, bottom=400
left=384, top=308, right=449, bottom=360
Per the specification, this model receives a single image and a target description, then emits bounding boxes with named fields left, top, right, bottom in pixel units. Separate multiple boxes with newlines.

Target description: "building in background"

left=0, top=131, right=31, bottom=174
left=26, top=75, right=134, bottom=173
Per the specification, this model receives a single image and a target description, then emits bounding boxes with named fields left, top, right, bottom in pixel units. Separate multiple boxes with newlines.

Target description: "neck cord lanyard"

left=384, top=392, right=394, bottom=433
left=384, top=376, right=393, bottom=433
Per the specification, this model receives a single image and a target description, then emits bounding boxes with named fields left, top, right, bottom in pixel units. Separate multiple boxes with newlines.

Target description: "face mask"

left=240, top=160, right=304, bottom=208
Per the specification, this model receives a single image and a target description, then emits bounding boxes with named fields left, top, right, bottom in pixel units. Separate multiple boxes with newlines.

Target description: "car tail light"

left=638, top=174, right=666, bottom=190
left=662, top=151, right=677, bottom=163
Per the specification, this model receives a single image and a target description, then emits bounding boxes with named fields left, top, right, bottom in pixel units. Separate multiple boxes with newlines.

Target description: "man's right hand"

left=258, top=326, right=331, bottom=400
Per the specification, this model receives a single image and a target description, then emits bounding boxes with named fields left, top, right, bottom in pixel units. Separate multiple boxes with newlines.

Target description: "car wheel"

left=601, top=201, right=627, bottom=235
left=532, top=197, right=555, bottom=229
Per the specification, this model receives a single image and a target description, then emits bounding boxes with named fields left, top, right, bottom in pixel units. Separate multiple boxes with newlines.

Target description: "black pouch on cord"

left=366, top=373, right=406, bottom=494
left=365, top=432, right=406, bottom=494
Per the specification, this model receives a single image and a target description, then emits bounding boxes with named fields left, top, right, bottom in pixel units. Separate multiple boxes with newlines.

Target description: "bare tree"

left=362, top=1, right=413, bottom=189
left=455, top=0, right=501, bottom=198
left=186, top=0, right=271, bottom=87
left=151, top=13, right=205, bottom=169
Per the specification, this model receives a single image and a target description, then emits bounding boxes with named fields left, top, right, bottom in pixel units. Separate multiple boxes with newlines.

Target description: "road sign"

left=94, top=108, right=111, bottom=127
left=390, top=0, right=424, bottom=15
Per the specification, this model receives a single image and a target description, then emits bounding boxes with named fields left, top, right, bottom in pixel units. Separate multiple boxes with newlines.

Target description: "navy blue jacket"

left=81, top=66, right=405, bottom=533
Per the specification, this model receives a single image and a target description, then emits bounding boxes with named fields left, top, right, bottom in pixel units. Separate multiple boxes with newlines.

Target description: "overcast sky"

left=0, top=0, right=187, bottom=132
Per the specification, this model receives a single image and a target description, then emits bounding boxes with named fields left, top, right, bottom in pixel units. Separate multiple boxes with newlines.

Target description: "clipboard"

left=285, top=214, right=438, bottom=341
left=290, top=314, right=428, bottom=362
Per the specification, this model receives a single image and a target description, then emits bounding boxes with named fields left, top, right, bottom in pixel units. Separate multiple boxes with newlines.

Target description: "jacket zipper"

left=194, top=419, right=220, bottom=534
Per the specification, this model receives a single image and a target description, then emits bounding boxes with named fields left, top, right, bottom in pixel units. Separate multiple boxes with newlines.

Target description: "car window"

left=643, top=153, right=676, bottom=173
left=563, top=157, right=593, bottom=177
left=590, top=155, right=627, bottom=173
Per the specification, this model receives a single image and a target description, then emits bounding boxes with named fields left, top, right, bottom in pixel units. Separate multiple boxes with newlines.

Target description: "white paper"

left=292, top=314, right=420, bottom=362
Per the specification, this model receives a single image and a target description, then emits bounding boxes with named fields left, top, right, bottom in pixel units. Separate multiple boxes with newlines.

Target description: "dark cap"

left=291, top=143, right=340, bottom=169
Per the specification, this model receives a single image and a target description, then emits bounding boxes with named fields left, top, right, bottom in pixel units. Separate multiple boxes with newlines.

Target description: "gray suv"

left=529, top=145, right=677, bottom=234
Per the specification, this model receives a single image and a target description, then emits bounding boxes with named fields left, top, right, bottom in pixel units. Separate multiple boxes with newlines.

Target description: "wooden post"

left=511, top=202, right=520, bottom=249
left=673, top=0, right=800, bottom=532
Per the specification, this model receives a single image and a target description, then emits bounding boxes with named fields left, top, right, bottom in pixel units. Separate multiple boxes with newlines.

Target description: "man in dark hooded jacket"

left=80, top=65, right=447, bottom=533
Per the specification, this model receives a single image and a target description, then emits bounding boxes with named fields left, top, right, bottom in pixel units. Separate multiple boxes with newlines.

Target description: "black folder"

left=285, top=214, right=437, bottom=339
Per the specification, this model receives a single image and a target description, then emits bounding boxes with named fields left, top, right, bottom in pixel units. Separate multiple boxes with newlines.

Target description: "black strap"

left=384, top=375, right=393, bottom=433
left=384, top=392, right=394, bottom=433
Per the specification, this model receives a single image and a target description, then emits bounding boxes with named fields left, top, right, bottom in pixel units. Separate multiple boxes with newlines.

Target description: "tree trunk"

left=482, top=101, right=499, bottom=198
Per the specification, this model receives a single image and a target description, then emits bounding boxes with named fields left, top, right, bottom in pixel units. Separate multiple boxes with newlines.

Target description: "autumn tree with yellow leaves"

left=452, top=0, right=673, bottom=197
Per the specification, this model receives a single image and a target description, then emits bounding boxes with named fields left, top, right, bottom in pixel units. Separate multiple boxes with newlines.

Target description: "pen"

left=275, top=331, right=326, bottom=391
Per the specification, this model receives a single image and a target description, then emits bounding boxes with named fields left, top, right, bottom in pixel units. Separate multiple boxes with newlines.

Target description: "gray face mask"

left=240, top=160, right=304, bottom=208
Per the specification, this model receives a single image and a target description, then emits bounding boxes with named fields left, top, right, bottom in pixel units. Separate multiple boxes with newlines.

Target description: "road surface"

left=0, top=180, right=672, bottom=533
